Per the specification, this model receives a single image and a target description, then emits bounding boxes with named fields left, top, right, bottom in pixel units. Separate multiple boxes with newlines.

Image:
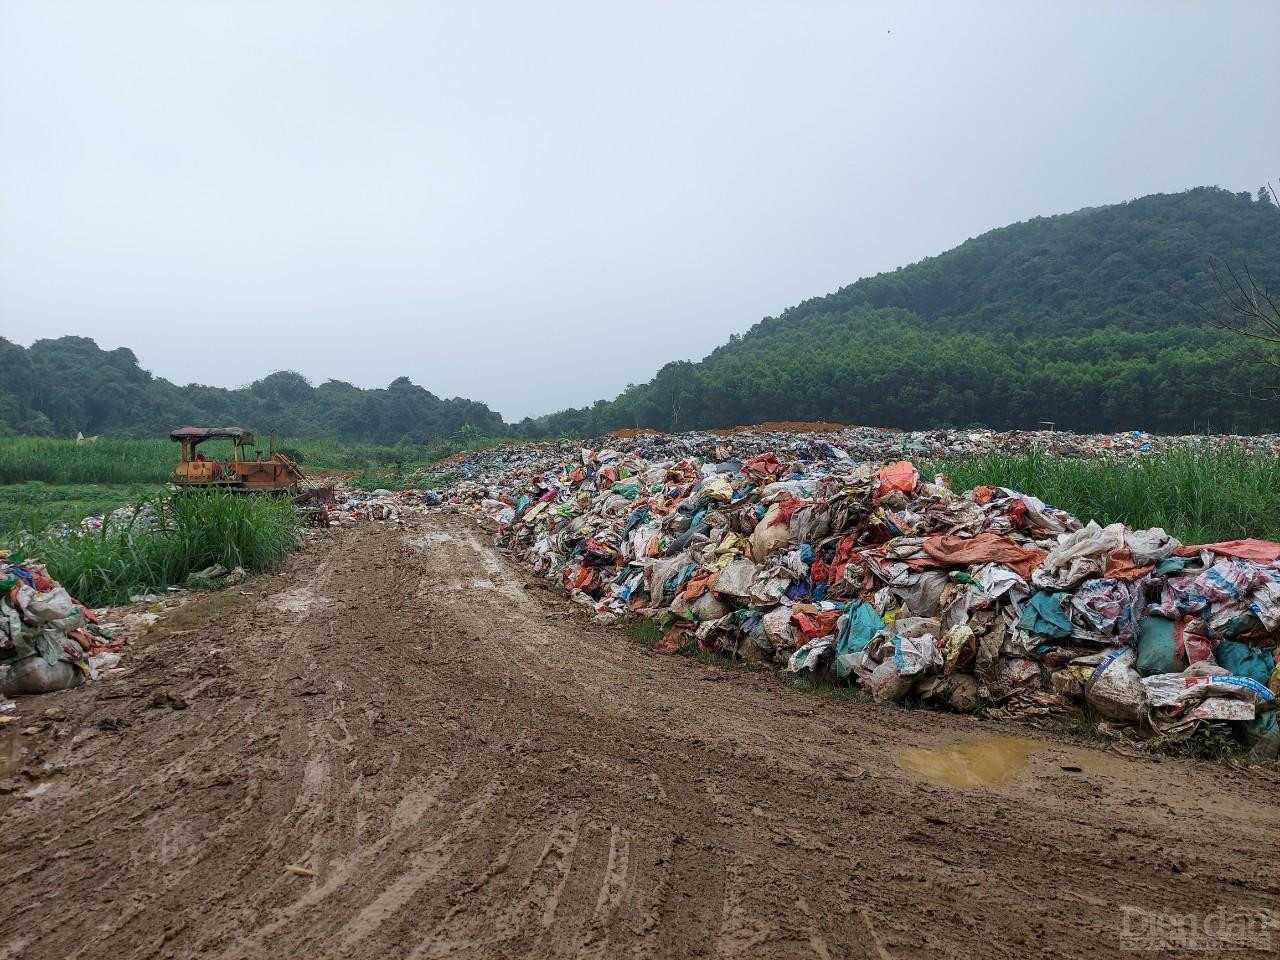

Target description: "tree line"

left=4, top=186, right=1278, bottom=445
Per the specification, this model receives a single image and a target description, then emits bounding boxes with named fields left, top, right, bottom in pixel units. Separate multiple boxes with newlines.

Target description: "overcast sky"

left=2, top=1, right=1278, bottom=420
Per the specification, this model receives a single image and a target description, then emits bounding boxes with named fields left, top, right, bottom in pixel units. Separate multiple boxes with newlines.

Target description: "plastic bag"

left=0, top=655, right=85, bottom=696
left=1213, top=639, right=1275, bottom=687
left=1135, top=615, right=1186, bottom=677
left=865, top=632, right=942, bottom=703
left=1083, top=648, right=1146, bottom=724
left=875, top=461, right=918, bottom=500
left=749, top=503, right=791, bottom=561
left=941, top=625, right=976, bottom=674
left=26, top=587, right=79, bottom=624
left=1142, top=672, right=1274, bottom=709
left=713, top=558, right=756, bottom=599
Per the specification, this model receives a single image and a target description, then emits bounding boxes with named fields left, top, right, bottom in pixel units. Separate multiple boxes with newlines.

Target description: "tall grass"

left=0, top=438, right=174, bottom=484
left=929, top=449, right=1280, bottom=544
left=26, top=490, right=301, bottom=606
left=0, top=434, right=511, bottom=485
left=0, top=482, right=157, bottom=533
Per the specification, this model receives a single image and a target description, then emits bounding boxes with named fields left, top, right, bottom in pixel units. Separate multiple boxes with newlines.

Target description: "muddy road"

left=2, top=515, right=1278, bottom=959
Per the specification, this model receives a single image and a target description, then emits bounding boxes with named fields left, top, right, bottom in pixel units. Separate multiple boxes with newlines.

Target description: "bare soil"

left=2, top=514, right=1277, bottom=959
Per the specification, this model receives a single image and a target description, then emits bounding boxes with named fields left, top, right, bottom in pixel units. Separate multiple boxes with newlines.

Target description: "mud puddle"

left=899, top=735, right=1046, bottom=789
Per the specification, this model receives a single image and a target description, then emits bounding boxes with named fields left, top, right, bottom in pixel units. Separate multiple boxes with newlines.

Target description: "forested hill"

left=6, top=187, right=1278, bottom=444
left=523, top=187, right=1280, bottom=436
left=0, top=336, right=504, bottom=445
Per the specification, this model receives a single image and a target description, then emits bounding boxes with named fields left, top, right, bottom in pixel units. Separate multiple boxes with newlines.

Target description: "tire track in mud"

left=3, top=516, right=1279, bottom=960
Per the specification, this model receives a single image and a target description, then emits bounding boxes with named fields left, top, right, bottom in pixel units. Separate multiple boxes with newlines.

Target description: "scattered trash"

left=435, top=432, right=1280, bottom=753
left=1, top=550, right=126, bottom=697
left=188, top=564, right=228, bottom=582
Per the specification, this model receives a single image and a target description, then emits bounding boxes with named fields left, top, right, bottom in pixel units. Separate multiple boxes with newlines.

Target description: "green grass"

left=0, top=434, right=510, bottom=486
left=17, top=489, right=301, bottom=606
left=926, top=448, right=1280, bottom=544
left=0, top=438, right=174, bottom=485
left=781, top=674, right=874, bottom=705
left=623, top=617, right=665, bottom=648
left=0, top=482, right=160, bottom=533
left=1144, top=723, right=1250, bottom=762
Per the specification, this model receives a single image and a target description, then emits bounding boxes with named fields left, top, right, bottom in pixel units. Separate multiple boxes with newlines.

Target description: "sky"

left=2, top=1, right=1279, bottom=421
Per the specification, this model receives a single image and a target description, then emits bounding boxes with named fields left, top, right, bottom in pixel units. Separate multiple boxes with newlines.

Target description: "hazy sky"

left=3, top=1, right=1279, bottom=420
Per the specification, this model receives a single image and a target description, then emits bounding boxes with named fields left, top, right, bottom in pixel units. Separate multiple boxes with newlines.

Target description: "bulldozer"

left=170, top=426, right=307, bottom=493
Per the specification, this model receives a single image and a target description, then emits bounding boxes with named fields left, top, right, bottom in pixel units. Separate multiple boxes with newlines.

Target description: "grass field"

left=0, top=435, right=480, bottom=485
left=27, top=490, right=302, bottom=607
left=0, top=434, right=505, bottom=533
left=930, top=449, right=1280, bottom=544
left=0, top=482, right=158, bottom=533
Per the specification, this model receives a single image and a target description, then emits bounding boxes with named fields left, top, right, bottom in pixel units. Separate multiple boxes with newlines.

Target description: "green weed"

left=926, top=448, right=1280, bottom=544
left=623, top=617, right=664, bottom=648
left=17, top=490, right=301, bottom=606
left=1144, top=723, right=1248, bottom=762
left=0, top=434, right=509, bottom=486
left=782, top=674, right=874, bottom=705
left=0, top=482, right=159, bottom=533
left=349, top=469, right=455, bottom=492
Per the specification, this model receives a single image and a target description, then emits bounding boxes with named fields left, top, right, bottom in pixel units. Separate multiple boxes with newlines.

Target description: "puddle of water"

left=899, top=735, right=1046, bottom=789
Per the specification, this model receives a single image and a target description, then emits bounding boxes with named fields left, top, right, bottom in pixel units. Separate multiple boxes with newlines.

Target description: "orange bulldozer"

left=170, top=426, right=307, bottom=493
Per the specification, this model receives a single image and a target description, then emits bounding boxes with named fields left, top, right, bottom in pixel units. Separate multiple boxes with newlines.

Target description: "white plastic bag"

left=1084, top=648, right=1146, bottom=724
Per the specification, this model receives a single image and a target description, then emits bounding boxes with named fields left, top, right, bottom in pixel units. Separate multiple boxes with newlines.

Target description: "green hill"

left=523, top=187, right=1280, bottom=436
left=0, top=336, right=504, bottom=445
left=6, top=187, right=1278, bottom=444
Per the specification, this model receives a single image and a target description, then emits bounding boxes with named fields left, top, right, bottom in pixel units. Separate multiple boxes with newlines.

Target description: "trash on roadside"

left=0, top=551, right=126, bottom=697
left=432, top=431, right=1280, bottom=754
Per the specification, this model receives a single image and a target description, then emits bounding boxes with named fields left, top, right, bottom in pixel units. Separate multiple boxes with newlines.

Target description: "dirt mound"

left=609, top=427, right=663, bottom=438
left=708, top=420, right=851, bottom=435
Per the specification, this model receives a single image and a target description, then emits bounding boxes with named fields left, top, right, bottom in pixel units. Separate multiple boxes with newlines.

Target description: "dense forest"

left=0, top=336, right=504, bottom=445
left=520, top=186, right=1280, bottom=436
left=4, top=186, right=1278, bottom=443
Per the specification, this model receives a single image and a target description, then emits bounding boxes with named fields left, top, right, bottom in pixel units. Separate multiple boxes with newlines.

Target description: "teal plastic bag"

left=1135, top=615, right=1186, bottom=677
left=1242, top=712, right=1280, bottom=760
left=1019, top=591, right=1073, bottom=639
left=1214, top=639, right=1275, bottom=686
left=834, top=601, right=885, bottom=678
left=611, top=480, right=643, bottom=500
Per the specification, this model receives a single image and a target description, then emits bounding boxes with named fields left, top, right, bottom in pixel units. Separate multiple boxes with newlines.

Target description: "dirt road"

left=2, top=515, right=1278, bottom=959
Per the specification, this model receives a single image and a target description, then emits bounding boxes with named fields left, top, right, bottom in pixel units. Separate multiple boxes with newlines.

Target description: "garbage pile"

left=322, top=487, right=441, bottom=526
left=445, top=444, right=1280, bottom=757
left=0, top=551, right=125, bottom=704
left=80, top=501, right=164, bottom=535
left=442, top=427, right=1280, bottom=482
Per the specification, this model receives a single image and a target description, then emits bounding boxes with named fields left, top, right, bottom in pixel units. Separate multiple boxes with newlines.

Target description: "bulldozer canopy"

left=170, top=426, right=255, bottom=446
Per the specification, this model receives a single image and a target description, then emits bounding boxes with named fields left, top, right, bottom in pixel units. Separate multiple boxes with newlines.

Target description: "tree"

left=1207, top=260, right=1280, bottom=401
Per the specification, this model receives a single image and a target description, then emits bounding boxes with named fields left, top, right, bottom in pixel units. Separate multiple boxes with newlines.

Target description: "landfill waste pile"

left=437, top=437, right=1280, bottom=758
left=436, top=426, right=1280, bottom=492
left=0, top=551, right=126, bottom=707
left=79, top=501, right=164, bottom=535
left=586, top=425, right=1280, bottom=461
left=322, top=487, right=441, bottom=527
